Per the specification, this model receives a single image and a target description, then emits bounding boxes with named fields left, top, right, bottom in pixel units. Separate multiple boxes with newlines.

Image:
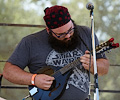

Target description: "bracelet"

left=31, top=74, right=37, bottom=85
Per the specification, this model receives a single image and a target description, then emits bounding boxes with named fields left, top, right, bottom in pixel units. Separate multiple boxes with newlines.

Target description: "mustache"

left=48, top=27, right=79, bottom=53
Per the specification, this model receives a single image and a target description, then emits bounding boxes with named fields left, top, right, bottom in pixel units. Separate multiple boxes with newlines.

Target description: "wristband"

left=31, top=74, right=37, bottom=85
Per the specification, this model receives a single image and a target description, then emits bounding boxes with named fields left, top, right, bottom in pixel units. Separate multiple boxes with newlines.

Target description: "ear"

left=46, top=27, right=50, bottom=34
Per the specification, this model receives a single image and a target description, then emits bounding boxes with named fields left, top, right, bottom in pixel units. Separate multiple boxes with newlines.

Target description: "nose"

left=65, top=33, right=71, bottom=38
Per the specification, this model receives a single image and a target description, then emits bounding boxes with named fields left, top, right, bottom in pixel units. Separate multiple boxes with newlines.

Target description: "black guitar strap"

left=77, top=26, right=91, bottom=52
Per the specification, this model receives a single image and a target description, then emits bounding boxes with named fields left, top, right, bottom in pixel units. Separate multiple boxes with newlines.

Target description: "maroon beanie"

left=43, top=5, right=71, bottom=29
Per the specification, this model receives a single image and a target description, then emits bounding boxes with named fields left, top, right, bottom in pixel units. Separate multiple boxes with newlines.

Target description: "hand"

left=34, top=74, right=55, bottom=90
left=80, top=50, right=94, bottom=72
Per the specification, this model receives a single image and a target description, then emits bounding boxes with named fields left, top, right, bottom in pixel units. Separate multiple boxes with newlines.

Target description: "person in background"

left=3, top=5, right=109, bottom=100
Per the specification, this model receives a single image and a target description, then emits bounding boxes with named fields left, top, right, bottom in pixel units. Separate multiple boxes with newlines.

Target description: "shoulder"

left=76, top=25, right=91, bottom=38
left=77, top=25, right=91, bottom=33
left=25, top=29, right=47, bottom=39
left=22, top=29, right=48, bottom=42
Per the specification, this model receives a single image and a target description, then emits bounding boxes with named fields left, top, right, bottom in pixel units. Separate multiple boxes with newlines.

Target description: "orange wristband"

left=31, top=74, right=37, bottom=85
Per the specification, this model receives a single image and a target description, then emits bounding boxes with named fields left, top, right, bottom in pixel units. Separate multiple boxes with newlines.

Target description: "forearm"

left=3, top=62, right=55, bottom=90
left=97, top=59, right=109, bottom=76
left=90, top=59, right=109, bottom=76
left=3, top=62, right=33, bottom=85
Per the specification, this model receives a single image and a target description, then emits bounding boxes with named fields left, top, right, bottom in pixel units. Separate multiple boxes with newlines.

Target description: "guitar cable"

left=88, top=52, right=92, bottom=100
left=22, top=94, right=31, bottom=100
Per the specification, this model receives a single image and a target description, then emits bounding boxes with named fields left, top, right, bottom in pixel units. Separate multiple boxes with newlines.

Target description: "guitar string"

left=53, top=58, right=81, bottom=78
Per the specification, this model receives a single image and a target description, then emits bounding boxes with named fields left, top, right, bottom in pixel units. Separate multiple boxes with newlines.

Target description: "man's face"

left=47, top=20, right=79, bottom=53
left=50, top=20, right=74, bottom=42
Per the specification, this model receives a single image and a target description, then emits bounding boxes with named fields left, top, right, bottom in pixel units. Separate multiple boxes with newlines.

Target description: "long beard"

left=48, top=25, right=79, bottom=53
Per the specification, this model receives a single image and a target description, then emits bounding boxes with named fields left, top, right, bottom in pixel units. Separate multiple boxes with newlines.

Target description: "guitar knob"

left=109, top=38, right=114, bottom=42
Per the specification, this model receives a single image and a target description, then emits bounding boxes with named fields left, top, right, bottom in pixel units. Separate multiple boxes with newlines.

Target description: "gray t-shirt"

left=8, top=25, right=106, bottom=100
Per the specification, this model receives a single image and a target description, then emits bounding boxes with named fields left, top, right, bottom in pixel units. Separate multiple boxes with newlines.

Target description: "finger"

left=81, top=53, right=93, bottom=62
left=44, top=84, right=51, bottom=88
left=43, top=82, right=53, bottom=90
left=83, top=61, right=89, bottom=66
left=82, top=63, right=89, bottom=70
left=44, top=74, right=55, bottom=81
left=43, top=86, right=51, bottom=90
left=80, top=57, right=90, bottom=63
left=85, top=50, right=90, bottom=54
left=45, top=80, right=53, bottom=85
left=81, top=54, right=90, bottom=59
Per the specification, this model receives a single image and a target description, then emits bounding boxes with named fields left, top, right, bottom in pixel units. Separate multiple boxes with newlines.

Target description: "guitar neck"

left=58, top=46, right=105, bottom=75
left=59, top=58, right=81, bottom=74
left=55, top=38, right=119, bottom=75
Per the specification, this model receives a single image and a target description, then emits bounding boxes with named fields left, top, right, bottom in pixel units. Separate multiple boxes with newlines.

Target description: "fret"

left=60, top=58, right=81, bottom=74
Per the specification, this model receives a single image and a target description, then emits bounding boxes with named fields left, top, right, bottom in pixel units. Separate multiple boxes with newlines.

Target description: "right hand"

left=34, top=74, right=55, bottom=90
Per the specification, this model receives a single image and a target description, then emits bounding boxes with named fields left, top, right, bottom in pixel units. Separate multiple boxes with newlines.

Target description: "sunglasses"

left=49, top=27, right=75, bottom=38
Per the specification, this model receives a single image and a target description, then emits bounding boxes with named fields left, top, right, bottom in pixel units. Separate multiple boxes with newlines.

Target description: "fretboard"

left=59, top=58, right=81, bottom=74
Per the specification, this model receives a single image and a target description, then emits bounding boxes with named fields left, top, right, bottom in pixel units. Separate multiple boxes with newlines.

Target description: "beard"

left=48, top=23, right=79, bottom=53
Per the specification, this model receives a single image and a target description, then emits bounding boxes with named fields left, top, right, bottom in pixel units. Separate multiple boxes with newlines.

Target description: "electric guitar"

left=28, top=38, right=119, bottom=100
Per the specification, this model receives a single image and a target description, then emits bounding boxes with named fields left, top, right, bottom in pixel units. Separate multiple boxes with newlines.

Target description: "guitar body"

left=29, top=66, right=72, bottom=100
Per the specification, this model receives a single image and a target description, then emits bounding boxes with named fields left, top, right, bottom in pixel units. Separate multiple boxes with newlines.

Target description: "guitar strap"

left=77, top=26, right=91, bottom=51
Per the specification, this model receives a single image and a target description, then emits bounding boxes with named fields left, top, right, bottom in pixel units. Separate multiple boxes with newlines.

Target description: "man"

left=3, top=5, right=109, bottom=100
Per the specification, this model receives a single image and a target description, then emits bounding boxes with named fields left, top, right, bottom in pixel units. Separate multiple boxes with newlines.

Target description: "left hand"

left=80, top=50, right=94, bottom=72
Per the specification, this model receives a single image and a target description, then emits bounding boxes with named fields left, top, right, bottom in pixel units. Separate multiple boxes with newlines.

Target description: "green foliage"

left=0, top=0, right=43, bottom=55
left=0, top=0, right=120, bottom=100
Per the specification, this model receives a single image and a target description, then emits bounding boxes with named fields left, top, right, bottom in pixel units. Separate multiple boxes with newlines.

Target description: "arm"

left=3, top=62, right=54, bottom=90
left=80, top=50, right=109, bottom=76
